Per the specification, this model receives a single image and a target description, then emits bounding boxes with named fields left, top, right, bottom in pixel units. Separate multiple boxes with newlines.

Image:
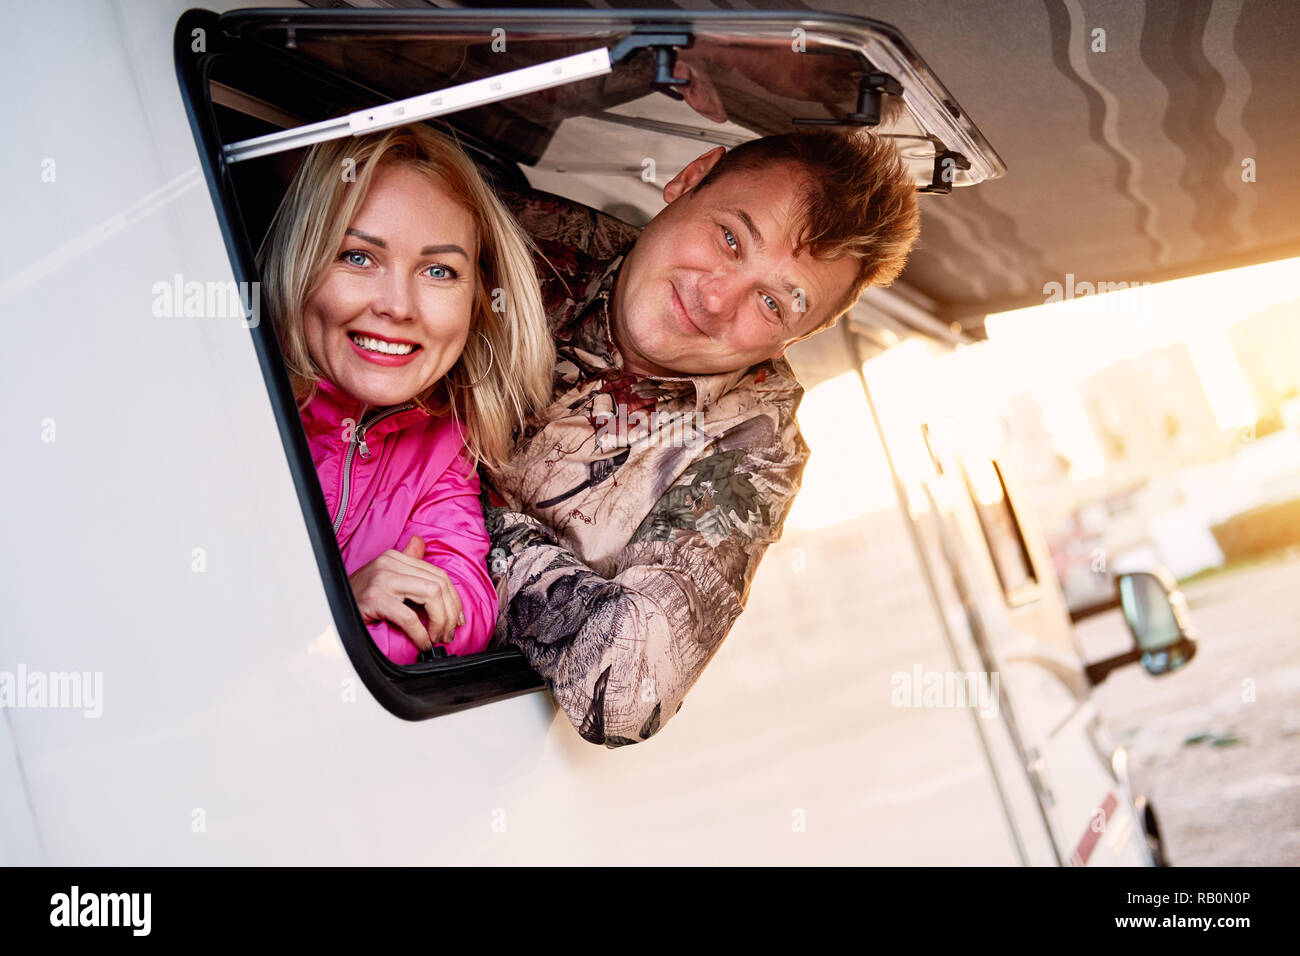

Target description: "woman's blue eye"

left=425, top=264, right=456, bottom=280
left=342, top=250, right=370, bottom=266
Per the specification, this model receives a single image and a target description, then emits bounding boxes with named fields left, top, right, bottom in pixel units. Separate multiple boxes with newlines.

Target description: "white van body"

left=0, top=0, right=1153, bottom=865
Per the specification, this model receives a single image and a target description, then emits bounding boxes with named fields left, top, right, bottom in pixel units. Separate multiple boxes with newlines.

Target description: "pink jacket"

left=300, top=380, right=496, bottom=663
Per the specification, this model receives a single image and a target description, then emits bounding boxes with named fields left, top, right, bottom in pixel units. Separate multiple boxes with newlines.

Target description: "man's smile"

left=669, top=281, right=706, bottom=337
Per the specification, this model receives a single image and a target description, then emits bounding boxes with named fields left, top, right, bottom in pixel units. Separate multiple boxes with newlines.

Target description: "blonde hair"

left=258, top=123, right=554, bottom=467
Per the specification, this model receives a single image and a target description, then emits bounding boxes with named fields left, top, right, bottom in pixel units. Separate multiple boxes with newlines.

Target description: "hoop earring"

left=452, top=330, right=495, bottom=388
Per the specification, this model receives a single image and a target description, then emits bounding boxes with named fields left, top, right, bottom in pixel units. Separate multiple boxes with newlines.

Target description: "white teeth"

left=351, top=334, right=415, bottom=356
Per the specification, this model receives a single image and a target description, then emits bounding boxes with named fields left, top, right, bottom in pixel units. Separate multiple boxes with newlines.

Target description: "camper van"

left=2, top=2, right=1212, bottom=866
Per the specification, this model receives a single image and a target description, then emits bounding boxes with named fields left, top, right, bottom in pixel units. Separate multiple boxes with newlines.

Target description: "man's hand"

left=348, top=535, right=465, bottom=651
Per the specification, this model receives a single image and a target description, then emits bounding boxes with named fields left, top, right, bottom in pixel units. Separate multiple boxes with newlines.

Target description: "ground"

left=1072, top=547, right=1300, bottom=866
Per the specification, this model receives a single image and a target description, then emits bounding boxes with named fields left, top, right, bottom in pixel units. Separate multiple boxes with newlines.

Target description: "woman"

left=259, top=124, right=553, bottom=663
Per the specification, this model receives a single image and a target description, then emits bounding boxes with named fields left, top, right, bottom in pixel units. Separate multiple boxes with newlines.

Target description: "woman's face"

left=303, top=163, right=478, bottom=408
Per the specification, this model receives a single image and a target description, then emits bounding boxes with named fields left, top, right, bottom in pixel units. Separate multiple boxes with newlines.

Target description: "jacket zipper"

left=330, top=403, right=414, bottom=534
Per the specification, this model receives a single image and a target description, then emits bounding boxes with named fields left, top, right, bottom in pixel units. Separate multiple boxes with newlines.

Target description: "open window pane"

left=176, top=5, right=1004, bottom=721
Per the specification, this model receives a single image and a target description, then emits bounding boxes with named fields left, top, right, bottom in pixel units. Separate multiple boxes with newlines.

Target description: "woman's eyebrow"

left=419, top=243, right=469, bottom=258
left=345, top=229, right=467, bottom=259
left=346, top=228, right=385, bottom=247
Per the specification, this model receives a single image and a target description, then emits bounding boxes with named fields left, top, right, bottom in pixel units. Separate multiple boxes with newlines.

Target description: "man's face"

left=611, top=151, right=860, bottom=377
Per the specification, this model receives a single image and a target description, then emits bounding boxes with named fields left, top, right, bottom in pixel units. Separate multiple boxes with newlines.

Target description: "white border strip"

left=223, top=47, right=613, bottom=164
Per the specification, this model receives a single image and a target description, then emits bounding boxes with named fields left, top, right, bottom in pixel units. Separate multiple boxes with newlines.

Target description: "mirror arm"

left=1086, top=635, right=1199, bottom=686
left=1068, top=595, right=1122, bottom=623
left=1084, top=647, right=1144, bottom=686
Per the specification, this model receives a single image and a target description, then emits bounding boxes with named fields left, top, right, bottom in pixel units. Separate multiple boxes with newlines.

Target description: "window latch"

left=918, top=149, right=972, bottom=195
left=608, top=31, right=694, bottom=100
left=793, top=70, right=903, bottom=127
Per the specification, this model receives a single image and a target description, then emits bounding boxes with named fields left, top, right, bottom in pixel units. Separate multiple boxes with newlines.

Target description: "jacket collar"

left=300, top=378, right=440, bottom=442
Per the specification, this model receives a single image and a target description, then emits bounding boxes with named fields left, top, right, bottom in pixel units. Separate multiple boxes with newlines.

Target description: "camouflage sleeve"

left=484, top=415, right=809, bottom=748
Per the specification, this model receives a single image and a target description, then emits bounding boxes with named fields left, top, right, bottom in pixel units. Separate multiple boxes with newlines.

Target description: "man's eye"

left=342, top=250, right=371, bottom=267
left=761, top=294, right=782, bottom=316
left=721, top=226, right=738, bottom=253
left=425, top=263, right=457, bottom=280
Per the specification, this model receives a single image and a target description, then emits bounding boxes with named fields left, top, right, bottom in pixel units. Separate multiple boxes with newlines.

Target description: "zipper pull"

left=355, top=408, right=372, bottom=459
left=350, top=404, right=370, bottom=456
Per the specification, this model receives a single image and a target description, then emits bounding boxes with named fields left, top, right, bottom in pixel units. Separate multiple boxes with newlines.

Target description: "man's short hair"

left=691, top=130, right=921, bottom=328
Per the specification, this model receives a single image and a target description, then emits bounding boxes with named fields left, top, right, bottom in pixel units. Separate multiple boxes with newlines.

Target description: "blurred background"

left=973, top=260, right=1300, bottom=865
left=782, top=257, right=1300, bottom=864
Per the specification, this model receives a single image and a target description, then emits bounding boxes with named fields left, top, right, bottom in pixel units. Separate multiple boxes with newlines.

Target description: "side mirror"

left=1082, top=568, right=1198, bottom=685
left=1117, top=571, right=1198, bottom=676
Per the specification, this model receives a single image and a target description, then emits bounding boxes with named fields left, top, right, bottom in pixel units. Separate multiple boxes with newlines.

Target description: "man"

left=483, top=130, right=920, bottom=747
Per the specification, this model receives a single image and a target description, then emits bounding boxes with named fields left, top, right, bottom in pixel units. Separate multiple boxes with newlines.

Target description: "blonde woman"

left=259, top=124, right=554, bottom=663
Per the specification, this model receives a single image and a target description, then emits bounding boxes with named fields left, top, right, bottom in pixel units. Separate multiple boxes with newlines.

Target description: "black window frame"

left=173, top=8, right=546, bottom=721
left=172, top=4, right=1003, bottom=720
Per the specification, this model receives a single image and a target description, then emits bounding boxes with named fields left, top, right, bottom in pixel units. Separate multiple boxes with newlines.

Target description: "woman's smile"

left=347, top=330, right=422, bottom=366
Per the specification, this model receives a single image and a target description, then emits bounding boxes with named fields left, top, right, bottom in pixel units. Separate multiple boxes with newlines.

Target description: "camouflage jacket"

left=482, top=188, right=810, bottom=747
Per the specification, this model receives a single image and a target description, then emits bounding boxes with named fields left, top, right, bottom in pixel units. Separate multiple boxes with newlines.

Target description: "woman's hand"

left=348, top=535, right=465, bottom=652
